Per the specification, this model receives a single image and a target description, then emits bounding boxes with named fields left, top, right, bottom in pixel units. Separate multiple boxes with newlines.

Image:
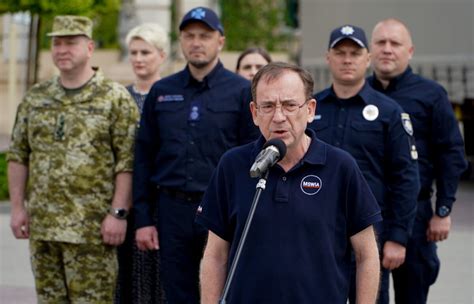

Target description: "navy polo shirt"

left=309, top=82, right=419, bottom=245
left=368, top=67, right=467, bottom=210
left=134, top=61, right=260, bottom=228
left=196, top=129, right=382, bottom=304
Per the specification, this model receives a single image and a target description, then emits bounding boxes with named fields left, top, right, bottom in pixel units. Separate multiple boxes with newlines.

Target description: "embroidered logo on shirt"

left=157, top=95, right=185, bottom=102
left=188, top=99, right=202, bottom=122
left=300, top=175, right=322, bottom=195
left=189, top=106, right=200, bottom=121
left=362, top=104, right=379, bottom=121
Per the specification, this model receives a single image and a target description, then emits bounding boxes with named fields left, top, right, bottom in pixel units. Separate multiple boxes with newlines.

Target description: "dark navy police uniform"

left=309, top=82, right=419, bottom=304
left=196, top=129, right=382, bottom=304
left=133, top=61, right=260, bottom=303
left=368, top=66, right=468, bottom=304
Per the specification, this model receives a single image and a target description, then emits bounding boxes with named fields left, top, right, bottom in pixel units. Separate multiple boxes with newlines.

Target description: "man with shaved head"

left=368, top=18, right=467, bottom=304
left=310, top=24, right=419, bottom=304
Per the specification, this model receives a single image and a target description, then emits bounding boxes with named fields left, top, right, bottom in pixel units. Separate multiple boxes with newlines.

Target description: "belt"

left=418, top=188, right=432, bottom=201
left=159, top=187, right=203, bottom=202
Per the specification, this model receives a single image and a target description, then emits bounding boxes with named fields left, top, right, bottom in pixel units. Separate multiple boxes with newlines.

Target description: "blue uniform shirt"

left=309, top=82, right=419, bottom=245
left=134, top=61, right=260, bottom=228
left=196, top=129, right=382, bottom=304
left=368, top=67, right=467, bottom=211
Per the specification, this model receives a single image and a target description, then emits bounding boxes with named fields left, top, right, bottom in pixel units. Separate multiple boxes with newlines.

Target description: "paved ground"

left=0, top=182, right=473, bottom=303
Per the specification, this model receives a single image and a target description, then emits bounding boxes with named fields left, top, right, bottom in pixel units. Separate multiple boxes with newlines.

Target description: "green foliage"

left=219, top=0, right=287, bottom=51
left=0, top=153, right=9, bottom=201
left=93, top=11, right=119, bottom=48
left=0, top=0, right=119, bottom=15
left=1, top=0, right=121, bottom=49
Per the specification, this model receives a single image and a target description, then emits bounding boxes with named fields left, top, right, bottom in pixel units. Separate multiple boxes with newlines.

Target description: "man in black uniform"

left=309, top=25, right=419, bottom=304
left=133, top=7, right=259, bottom=304
left=368, top=18, right=468, bottom=304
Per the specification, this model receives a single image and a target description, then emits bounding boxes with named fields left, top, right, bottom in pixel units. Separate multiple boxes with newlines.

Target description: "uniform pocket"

left=154, top=101, right=187, bottom=139
left=350, top=121, right=385, bottom=151
left=206, top=101, right=241, bottom=130
left=28, top=106, right=57, bottom=149
left=311, top=120, right=329, bottom=131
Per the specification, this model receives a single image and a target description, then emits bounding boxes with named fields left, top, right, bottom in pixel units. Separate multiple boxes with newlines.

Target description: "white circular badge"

left=362, top=104, right=379, bottom=121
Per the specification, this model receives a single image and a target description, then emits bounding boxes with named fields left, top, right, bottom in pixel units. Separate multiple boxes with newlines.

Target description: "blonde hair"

left=126, top=23, right=169, bottom=55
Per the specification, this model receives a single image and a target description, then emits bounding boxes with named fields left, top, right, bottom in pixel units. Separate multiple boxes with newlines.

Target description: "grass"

left=0, top=153, right=9, bottom=201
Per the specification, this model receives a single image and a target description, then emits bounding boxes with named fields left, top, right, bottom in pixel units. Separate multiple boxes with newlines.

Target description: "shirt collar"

left=370, top=66, right=413, bottom=92
left=52, top=67, right=102, bottom=103
left=301, top=128, right=327, bottom=166
left=328, top=81, right=373, bottom=105
left=183, top=60, right=224, bottom=89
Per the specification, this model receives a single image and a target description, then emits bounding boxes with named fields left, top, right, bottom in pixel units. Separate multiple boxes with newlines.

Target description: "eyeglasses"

left=255, top=100, right=309, bottom=116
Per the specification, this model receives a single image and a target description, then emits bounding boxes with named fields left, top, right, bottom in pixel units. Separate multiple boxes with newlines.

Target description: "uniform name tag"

left=157, top=95, right=185, bottom=102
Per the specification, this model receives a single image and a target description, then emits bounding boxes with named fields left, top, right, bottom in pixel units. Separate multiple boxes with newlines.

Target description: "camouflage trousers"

left=29, top=240, right=118, bottom=303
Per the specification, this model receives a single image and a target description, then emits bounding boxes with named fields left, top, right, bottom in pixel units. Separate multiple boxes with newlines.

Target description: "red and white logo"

left=300, top=175, right=322, bottom=195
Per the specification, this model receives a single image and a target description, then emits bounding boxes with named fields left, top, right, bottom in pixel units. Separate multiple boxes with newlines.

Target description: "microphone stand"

left=218, top=170, right=270, bottom=304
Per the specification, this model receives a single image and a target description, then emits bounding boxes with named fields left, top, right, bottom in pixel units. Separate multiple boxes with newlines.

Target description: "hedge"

left=0, top=153, right=9, bottom=201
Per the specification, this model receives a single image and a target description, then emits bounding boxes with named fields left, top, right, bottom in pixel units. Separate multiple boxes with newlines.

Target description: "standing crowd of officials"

left=6, top=6, right=467, bottom=304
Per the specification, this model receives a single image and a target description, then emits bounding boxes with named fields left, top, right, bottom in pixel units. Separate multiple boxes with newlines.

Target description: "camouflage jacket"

left=7, top=70, right=139, bottom=244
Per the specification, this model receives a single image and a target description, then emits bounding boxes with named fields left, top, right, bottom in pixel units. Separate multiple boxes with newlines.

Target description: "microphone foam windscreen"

left=263, top=138, right=287, bottom=159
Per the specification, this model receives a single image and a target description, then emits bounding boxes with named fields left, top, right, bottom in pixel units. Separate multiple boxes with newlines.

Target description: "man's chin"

left=56, top=65, right=73, bottom=72
left=188, top=60, right=211, bottom=69
left=376, top=63, right=395, bottom=73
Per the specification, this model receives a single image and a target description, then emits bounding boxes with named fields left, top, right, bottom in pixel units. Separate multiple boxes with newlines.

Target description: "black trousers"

left=392, top=199, right=440, bottom=304
left=157, top=190, right=208, bottom=304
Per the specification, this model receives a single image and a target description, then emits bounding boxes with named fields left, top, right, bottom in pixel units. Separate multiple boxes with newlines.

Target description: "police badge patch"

left=362, top=104, right=379, bottom=121
left=401, top=113, right=414, bottom=136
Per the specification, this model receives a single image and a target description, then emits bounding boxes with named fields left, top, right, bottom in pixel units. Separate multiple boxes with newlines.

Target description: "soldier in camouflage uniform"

left=7, top=15, right=139, bottom=303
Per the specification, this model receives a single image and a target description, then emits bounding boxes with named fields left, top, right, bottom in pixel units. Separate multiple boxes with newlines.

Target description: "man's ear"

left=250, top=101, right=259, bottom=126
left=218, top=35, right=225, bottom=51
left=408, top=45, right=414, bottom=60
left=307, top=98, right=317, bottom=123
left=87, top=39, right=95, bottom=58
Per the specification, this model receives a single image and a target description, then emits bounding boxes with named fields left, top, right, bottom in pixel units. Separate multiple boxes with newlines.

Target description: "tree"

left=0, top=0, right=121, bottom=87
left=219, top=0, right=286, bottom=51
left=0, top=0, right=120, bottom=17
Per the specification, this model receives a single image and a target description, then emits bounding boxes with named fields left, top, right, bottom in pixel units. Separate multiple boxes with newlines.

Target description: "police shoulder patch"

left=401, top=113, right=414, bottom=136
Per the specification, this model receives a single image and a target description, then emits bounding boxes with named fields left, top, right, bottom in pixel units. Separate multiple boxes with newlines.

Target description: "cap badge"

left=191, top=8, right=206, bottom=19
left=341, top=26, right=355, bottom=36
left=362, top=104, right=379, bottom=121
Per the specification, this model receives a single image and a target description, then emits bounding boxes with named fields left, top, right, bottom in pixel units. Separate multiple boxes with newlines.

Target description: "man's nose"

left=343, top=54, right=353, bottom=63
left=190, top=37, right=202, bottom=47
left=382, top=42, right=392, bottom=52
left=271, top=104, right=287, bottom=121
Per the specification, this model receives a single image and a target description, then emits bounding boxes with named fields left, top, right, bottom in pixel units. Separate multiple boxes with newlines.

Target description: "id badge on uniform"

left=188, top=100, right=202, bottom=123
left=54, top=114, right=65, bottom=141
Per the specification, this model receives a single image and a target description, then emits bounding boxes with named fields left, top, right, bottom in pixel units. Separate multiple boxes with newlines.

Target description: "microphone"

left=250, top=138, right=287, bottom=178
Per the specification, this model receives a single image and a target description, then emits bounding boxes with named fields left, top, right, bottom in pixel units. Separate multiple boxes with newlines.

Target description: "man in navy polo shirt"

left=198, top=62, right=381, bottom=303
left=368, top=18, right=467, bottom=304
left=308, top=25, right=420, bottom=303
left=133, top=6, right=259, bottom=303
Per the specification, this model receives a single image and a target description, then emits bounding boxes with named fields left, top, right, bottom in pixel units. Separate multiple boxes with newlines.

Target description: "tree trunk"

left=25, top=13, right=40, bottom=88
